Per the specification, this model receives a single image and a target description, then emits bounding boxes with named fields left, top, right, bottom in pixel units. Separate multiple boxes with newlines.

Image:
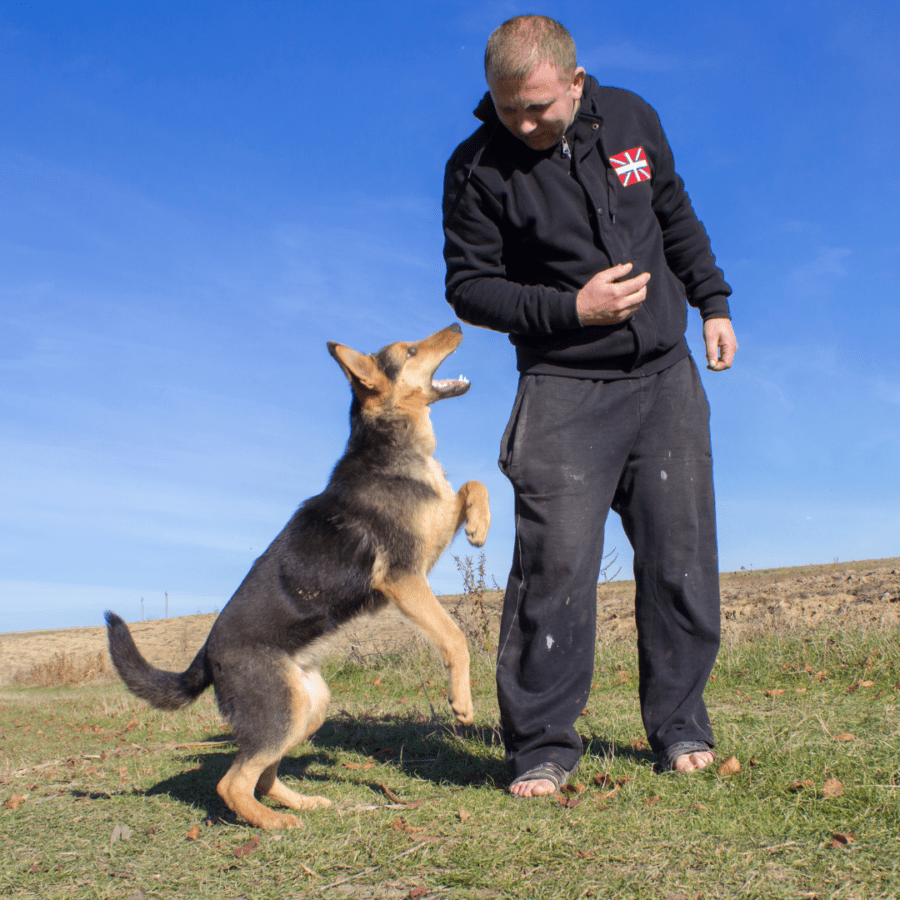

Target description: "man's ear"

left=569, top=66, right=586, bottom=100
left=327, top=342, right=382, bottom=393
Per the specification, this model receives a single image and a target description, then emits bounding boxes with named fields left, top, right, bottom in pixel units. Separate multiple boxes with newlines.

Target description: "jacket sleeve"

left=648, top=112, right=732, bottom=320
left=442, top=151, right=582, bottom=336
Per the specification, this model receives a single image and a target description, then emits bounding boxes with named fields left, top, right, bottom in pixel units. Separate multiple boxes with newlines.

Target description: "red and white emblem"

left=610, top=146, right=651, bottom=186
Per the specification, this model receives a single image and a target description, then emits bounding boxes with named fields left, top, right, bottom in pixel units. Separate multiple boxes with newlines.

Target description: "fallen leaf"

left=765, top=688, right=785, bottom=698
left=561, top=782, right=585, bottom=795
left=789, top=779, right=814, bottom=792
left=593, top=773, right=613, bottom=788
left=630, top=738, right=647, bottom=751
left=575, top=850, right=595, bottom=860
left=408, top=887, right=428, bottom=900
left=373, top=676, right=381, bottom=687
left=4, top=795, right=25, bottom=810
left=233, top=835, right=260, bottom=858
left=554, top=791, right=583, bottom=809
left=110, top=824, right=133, bottom=843
left=186, top=826, right=202, bottom=841
left=822, top=778, right=844, bottom=798
left=457, top=809, right=471, bottom=822
left=833, top=733, right=856, bottom=743
left=644, top=796, right=660, bottom=806
left=717, top=756, right=741, bottom=776
left=860, top=680, right=875, bottom=687
left=379, top=783, right=403, bottom=803
left=831, top=831, right=855, bottom=849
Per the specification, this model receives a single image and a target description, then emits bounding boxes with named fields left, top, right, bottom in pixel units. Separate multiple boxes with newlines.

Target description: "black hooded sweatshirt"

left=442, top=76, right=731, bottom=379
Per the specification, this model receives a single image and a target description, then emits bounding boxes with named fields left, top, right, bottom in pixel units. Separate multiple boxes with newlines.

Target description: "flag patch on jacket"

left=610, top=147, right=651, bottom=186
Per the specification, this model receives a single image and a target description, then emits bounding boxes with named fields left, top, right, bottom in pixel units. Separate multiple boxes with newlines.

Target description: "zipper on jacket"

left=560, top=136, right=571, bottom=159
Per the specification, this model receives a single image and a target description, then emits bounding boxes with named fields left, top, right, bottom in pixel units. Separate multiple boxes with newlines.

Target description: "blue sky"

left=2, top=1, right=898, bottom=633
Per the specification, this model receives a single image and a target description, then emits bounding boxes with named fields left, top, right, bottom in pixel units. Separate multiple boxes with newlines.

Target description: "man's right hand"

left=576, top=262, right=650, bottom=326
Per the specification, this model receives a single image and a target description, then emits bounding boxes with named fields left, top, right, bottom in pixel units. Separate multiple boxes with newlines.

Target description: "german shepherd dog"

left=105, top=323, right=490, bottom=829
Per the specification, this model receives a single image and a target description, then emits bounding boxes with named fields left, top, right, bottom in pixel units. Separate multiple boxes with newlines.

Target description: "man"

left=442, top=15, right=737, bottom=797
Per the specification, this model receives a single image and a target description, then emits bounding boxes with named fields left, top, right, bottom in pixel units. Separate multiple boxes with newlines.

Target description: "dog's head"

left=328, top=324, right=470, bottom=418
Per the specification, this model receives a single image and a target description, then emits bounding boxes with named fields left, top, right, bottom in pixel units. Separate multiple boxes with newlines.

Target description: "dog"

left=105, top=323, right=490, bottom=829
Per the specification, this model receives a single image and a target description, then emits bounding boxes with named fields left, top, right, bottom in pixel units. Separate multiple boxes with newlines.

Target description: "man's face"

left=488, top=61, right=585, bottom=151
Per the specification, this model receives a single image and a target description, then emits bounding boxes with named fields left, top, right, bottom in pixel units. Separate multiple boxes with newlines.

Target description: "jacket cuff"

left=696, top=295, right=731, bottom=321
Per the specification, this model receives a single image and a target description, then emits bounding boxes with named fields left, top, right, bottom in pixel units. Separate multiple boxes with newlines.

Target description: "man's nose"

left=518, top=116, right=538, bottom=135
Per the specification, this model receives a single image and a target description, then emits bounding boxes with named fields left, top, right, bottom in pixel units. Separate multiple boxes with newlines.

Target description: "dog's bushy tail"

left=105, top=611, right=212, bottom=710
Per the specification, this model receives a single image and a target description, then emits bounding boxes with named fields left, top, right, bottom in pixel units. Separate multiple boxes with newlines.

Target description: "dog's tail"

left=105, top=611, right=212, bottom=710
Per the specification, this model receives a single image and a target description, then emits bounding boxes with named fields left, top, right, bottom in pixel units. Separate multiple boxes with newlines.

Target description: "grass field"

left=2, top=609, right=900, bottom=898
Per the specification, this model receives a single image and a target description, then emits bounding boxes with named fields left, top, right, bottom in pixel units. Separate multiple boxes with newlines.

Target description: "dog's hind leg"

left=255, top=669, right=332, bottom=813
left=216, top=663, right=332, bottom=829
left=377, top=573, right=474, bottom=725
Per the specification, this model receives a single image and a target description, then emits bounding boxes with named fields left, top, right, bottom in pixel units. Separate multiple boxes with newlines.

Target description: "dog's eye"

left=407, top=346, right=417, bottom=357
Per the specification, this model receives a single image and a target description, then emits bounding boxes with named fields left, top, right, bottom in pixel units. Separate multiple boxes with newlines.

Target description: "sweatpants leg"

left=496, top=373, right=640, bottom=778
left=496, top=358, right=720, bottom=778
left=613, top=357, right=720, bottom=755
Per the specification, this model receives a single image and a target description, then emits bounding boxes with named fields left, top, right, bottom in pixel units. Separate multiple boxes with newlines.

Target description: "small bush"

left=13, top=651, right=111, bottom=687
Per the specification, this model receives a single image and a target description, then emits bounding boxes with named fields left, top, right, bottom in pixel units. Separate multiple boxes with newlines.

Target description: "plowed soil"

left=2, top=558, right=898, bottom=686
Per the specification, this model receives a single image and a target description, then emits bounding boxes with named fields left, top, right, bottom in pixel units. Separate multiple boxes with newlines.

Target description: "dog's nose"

left=449, top=323, right=462, bottom=334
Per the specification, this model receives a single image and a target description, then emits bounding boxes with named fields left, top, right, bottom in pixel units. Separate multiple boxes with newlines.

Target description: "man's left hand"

left=703, top=318, right=737, bottom=371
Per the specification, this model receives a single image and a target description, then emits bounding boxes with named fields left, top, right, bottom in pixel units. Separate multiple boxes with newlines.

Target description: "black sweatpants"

left=496, top=355, right=721, bottom=778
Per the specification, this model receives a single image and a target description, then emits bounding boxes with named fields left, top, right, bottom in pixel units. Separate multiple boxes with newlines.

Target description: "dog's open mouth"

left=432, top=375, right=471, bottom=399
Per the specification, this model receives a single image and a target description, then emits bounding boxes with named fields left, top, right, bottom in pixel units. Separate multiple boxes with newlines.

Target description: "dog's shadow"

left=120, top=718, right=654, bottom=821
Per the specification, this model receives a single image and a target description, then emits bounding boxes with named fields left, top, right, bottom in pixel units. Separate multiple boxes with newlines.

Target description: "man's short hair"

left=484, top=15, right=577, bottom=82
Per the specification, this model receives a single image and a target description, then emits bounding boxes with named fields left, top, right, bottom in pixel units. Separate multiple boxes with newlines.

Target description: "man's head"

left=484, top=15, right=585, bottom=152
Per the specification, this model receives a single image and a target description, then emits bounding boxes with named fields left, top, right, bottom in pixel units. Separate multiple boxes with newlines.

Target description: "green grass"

left=2, top=627, right=900, bottom=899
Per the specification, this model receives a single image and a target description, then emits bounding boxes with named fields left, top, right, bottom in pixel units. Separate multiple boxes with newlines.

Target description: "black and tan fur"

left=105, top=323, right=490, bottom=829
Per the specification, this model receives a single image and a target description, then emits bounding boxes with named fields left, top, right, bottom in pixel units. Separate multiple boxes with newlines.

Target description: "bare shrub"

left=13, top=651, right=112, bottom=687
left=452, top=551, right=497, bottom=653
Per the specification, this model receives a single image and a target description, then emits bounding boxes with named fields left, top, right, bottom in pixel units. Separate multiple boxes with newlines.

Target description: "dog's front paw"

left=463, top=481, right=490, bottom=546
left=451, top=696, right=475, bottom=726
left=465, top=515, right=489, bottom=547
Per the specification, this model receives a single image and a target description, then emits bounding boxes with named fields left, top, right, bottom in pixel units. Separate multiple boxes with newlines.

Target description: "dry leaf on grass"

left=186, top=825, right=202, bottom=841
left=3, top=794, right=26, bottom=810
left=457, top=809, right=471, bottom=822
left=822, top=778, right=844, bottom=798
left=833, top=733, right=856, bottom=743
left=789, top=779, right=814, bottom=792
left=378, top=783, right=403, bottom=803
left=717, top=756, right=741, bottom=776
left=110, top=824, right=133, bottom=843
left=831, top=831, right=855, bottom=849
left=233, top=835, right=260, bottom=858
left=765, top=688, right=784, bottom=697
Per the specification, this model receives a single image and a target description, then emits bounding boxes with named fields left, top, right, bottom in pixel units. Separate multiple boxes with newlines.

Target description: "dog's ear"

left=328, top=342, right=384, bottom=394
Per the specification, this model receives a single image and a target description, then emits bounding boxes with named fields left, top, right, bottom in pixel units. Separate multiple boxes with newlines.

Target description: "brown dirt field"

left=1, top=557, right=898, bottom=687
